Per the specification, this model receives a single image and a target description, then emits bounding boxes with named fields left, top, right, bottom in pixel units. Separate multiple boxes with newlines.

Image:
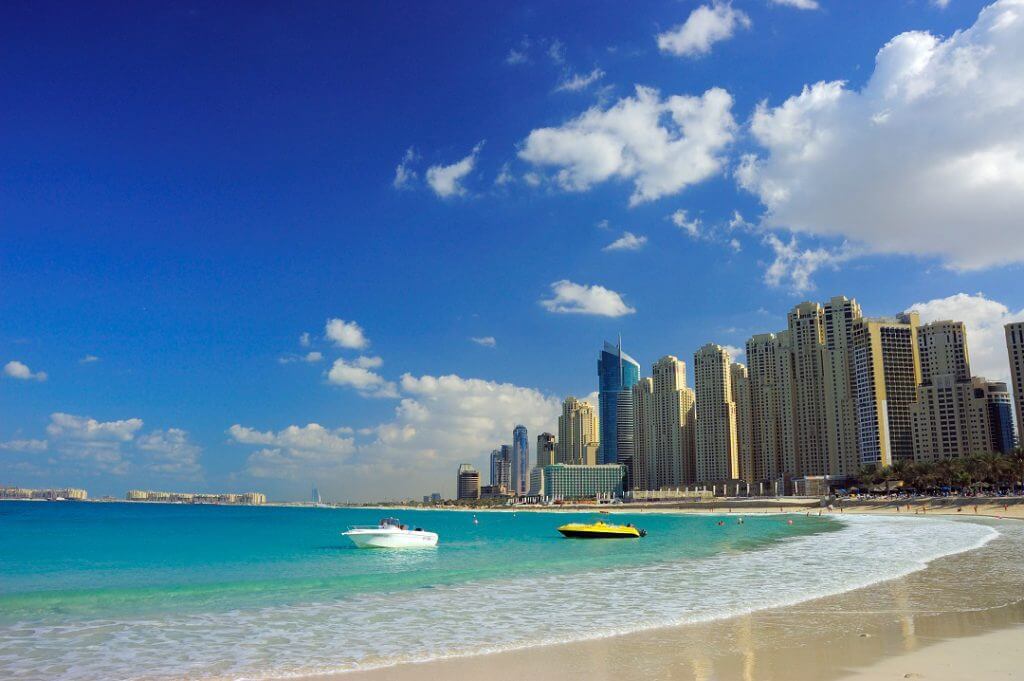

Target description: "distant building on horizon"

left=597, top=339, right=639, bottom=466
left=490, top=446, right=512, bottom=488
left=457, top=464, right=480, bottom=500
left=541, top=463, right=626, bottom=501
left=536, top=432, right=556, bottom=468
left=632, top=355, right=696, bottom=491
left=512, top=424, right=529, bottom=495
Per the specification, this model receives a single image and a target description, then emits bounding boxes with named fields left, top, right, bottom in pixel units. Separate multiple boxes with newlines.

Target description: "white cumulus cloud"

left=470, top=336, right=497, bottom=347
left=520, top=86, right=736, bottom=206
left=325, top=318, right=369, bottom=349
left=657, top=2, right=751, bottom=58
left=670, top=209, right=702, bottom=238
left=135, top=428, right=202, bottom=477
left=327, top=357, right=398, bottom=398
left=393, top=147, right=419, bottom=189
left=908, top=292, right=1024, bottom=385
left=762, top=233, right=859, bottom=293
left=603, top=231, right=648, bottom=251
left=426, top=142, right=484, bottom=198
left=540, top=280, right=636, bottom=317
left=229, top=423, right=357, bottom=480
left=738, top=0, right=1024, bottom=270
left=4, top=360, right=47, bottom=382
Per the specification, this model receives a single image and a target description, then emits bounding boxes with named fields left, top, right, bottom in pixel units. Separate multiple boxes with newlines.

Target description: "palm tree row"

left=854, top=449, right=1024, bottom=493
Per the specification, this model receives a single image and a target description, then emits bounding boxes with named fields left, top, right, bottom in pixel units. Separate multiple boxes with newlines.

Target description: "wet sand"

left=318, top=517, right=1024, bottom=681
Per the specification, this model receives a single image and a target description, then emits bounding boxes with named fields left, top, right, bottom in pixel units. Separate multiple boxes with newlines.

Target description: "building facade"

left=788, top=302, right=831, bottom=476
left=694, top=344, right=739, bottom=483
left=823, top=295, right=863, bottom=478
left=489, top=447, right=511, bottom=488
left=457, top=464, right=481, bottom=500
left=597, top=340, right=640, bottom=465
left=512, top=424, right=529, bottom=495
left=1006, top=322, right=1024, bottom=447
left=745, top=332, right=798, bottom=482
left=730, top=362, right=754, bottom=483
left=541, top=463, right=626, bottom=500
left=536, top=432, right=556, bottom=467
left=557, top=396, right=599, bottom=465
left=852, top=312, right=921, bottom=467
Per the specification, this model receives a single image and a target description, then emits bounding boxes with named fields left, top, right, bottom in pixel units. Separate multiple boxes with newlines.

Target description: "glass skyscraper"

left=512, top=424, right=529, bottom=495
left=597, top=339, right=640, bottom=466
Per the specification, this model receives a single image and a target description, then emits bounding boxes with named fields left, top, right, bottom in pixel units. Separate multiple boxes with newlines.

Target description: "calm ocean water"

left=0, top=502, right=997, bottom=680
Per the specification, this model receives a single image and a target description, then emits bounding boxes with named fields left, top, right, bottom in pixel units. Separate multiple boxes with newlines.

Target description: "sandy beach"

left=323, top=515, right=1024, bottom=681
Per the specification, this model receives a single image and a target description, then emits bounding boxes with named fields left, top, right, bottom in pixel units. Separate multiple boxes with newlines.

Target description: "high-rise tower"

left=511, top=424, right=529, bottom=495
left=694, top=344, right=739, bottom=483
left=597, top=339, right=640, bottom=466
left=1006, top=322, right=1024, bottom=447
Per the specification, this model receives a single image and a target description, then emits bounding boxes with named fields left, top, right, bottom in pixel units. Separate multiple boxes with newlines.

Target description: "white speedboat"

left=342, top=517, right=438, bottom=549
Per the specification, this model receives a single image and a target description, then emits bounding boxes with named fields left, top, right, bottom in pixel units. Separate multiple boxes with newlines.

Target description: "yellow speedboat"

left=557, top=520, right=646, bottom=538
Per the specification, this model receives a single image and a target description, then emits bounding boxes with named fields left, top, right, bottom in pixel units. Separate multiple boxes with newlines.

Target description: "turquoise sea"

left=0, top=502, right=998, bottom=680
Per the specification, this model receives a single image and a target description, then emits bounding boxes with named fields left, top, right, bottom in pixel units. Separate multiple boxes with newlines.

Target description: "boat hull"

left=557, top=528, right=639, bottom=539
left=343, top=530, right=438, bottom=549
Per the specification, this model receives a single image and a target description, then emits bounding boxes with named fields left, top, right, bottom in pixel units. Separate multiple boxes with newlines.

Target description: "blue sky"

left=3, top=0, right=1023, bottom=501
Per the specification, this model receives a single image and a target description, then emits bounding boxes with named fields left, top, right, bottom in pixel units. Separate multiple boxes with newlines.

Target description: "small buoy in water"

left=787, top=519, right=793, bottom=525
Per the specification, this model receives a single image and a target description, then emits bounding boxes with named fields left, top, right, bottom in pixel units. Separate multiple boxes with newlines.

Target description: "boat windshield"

left=380, top=517, right=401, bottom=527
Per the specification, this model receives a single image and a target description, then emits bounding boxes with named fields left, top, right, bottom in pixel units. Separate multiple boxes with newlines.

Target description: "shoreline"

left=302, top=515, right=1024, bottom=681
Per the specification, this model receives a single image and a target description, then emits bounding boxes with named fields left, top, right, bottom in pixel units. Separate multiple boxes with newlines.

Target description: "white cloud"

left=135, top=428, right=202, bottom=477
left=548, top=39, right=566, bottom=64
left=325, top=318, right=369, bottom=349
left=506, top=36, right=531, bottom=65
left=520, top=85, right=736, bottom=205
left=769, top=0, right=819, bottom=9
left=932, top=0, right=952, bottom=7
left=908, top=292, right=1024, bottom=385
left=299, top=332, right=311, bottom=347
left=231, top=375, right=561, bottom=498
left=762, top=233, right=858, bottom=293
left=304, top=351, right=323, bottom=363
left=426, top=142, right=484, bottom=198
left=278, top=351, right=323, bottom=365
left=393, top=146, right=419, bottom=189
left=556, top=68, right=605, bottom=92
left=354, top=355, right=383, bottom=369
left=470, top=336, right=497, bottom=347
left=603, top=231, right=648, bottom=251
left=229, top=423, right=357, bottom=480
left=327, top=357, right=398, bottom=398
left=0, top=439, right=48, bottom=452
left=723, top=344, right=746, bottom=362
left=738, top=0, right=1024, bottom=270
left=670, top=209, right=702, bottom=238
left=540, top=280, right=636, bottom=317
left=4, top=360, right=47, bottom=382
left=495, top=162, right=514, bottom=186
left=79, top=355, right=100, bottom=364
left=47, top=412, right=143, bottom=442
left=657, top=2, right=751, bottom=58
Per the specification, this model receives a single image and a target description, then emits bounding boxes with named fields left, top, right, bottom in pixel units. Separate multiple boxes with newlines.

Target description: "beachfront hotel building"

left=556, top=396, right=599, bottom=465
left=125, top=490, right=265, bottom=504
left=745, top=331, right=798, bottom=482
left=541, top=463, right=626, bottom=500
left=597, top=339, right=639, bottom=466
left=632, top=355, right=696, bottom=490
left=822, top=296, right=864, bottom=478
left=512, top=424, right=529, bottom=496
left=456, top=464, right=480, bottom=500
left=694, top=344, right=739, bottom=483
left=851, top=312, right=921, bottom=467
left=1006, top=322, right=1024, bottom=446
left=788, top=302, right=831, bottom=476
left=730, top=362, right=754, bottom=483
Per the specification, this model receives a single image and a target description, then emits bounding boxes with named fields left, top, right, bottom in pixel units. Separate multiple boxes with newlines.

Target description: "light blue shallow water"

left=0, top=502, right=998, bottom=680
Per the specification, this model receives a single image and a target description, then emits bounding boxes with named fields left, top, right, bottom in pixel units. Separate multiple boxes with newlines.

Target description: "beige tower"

left=823, top=296, right=863, bottom=478
left=642, top=355, right=697, bottom=488
left=745, top=332, right=798, bottom=482
left=851, top=313, right=921, bottom=467
left=788, top=302, right=830, bottom=476
left=730, top=362, right=754, bottom=483
left=694, top=344, right=739, bottom=483
left=631, top=377, right=655, bottom=490
left=556, top=397, right=599, bottom=465
left=1007, top=322, right=1024, bottom=447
